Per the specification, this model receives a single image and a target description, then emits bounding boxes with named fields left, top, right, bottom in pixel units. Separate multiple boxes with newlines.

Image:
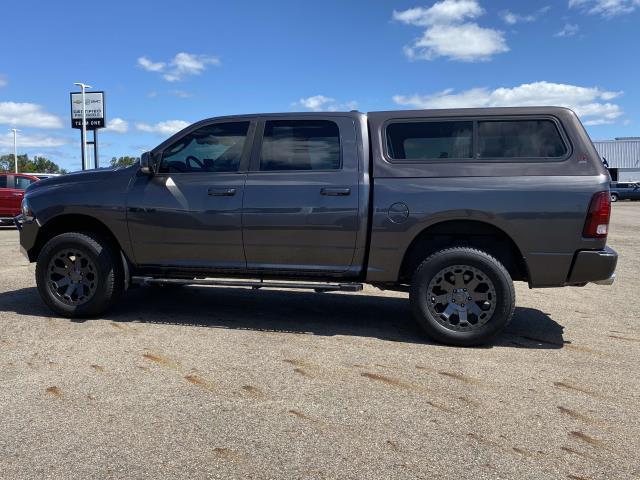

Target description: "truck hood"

left=26, top=166, right=135, bottom=193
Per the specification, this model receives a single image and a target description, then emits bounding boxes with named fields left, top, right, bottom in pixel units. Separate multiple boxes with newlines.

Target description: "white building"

left=593, top=137, right=640, bottom=182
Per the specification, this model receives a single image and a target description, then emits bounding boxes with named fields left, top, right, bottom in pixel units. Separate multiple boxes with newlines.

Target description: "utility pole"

left=73, top=82, right=92, bottom=170
left=10, top=128, right=19, bottom=173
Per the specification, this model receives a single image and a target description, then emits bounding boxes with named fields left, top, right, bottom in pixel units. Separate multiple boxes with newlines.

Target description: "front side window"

left=260, top=120, right=340, bottom=171
left=478, top=120, right=567, bottom=158
left=0, top=176, right=7, bottom=188
left=160, top=122, right=250, bottom=173
left=15, top=176, right=36, bottom=189
left=386, top=121, right=473, bottom=160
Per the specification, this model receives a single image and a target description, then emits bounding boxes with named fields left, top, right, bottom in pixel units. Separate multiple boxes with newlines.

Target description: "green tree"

left=0, top=154, right=67, bottom=174
left=110, top=156, right=139, bottom=168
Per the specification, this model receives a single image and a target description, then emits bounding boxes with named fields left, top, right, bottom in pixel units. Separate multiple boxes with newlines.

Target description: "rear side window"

left=478, top=120, right=567, bottom=158
left=15, top=176, right=36, bottom=189
left=160, top=122, right=250, bottom=173
left=386, top=121, right=473, bottom=160
left=260, top=120, right=340, bottom=171
left=0, top=176, right=6, bottom=188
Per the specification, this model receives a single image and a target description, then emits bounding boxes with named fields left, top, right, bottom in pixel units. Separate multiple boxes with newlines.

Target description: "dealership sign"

left=70, top=91, right=105, bottom=129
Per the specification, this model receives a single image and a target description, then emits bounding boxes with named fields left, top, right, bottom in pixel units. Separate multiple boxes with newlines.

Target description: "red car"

left=0, top=173, right=39, bottom=225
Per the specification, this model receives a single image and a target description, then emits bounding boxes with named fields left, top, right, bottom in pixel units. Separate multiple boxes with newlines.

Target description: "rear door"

left=242, top=116, right=361, bottom=274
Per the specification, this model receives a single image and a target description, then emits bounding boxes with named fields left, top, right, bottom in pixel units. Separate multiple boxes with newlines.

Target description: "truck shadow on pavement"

left=0, top=285, right=566, bottom=349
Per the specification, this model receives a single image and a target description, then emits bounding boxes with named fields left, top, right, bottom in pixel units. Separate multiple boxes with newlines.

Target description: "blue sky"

left=1, top=0, right=639, bottom=171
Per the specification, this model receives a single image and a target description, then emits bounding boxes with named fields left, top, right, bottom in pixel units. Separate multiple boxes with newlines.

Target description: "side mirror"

left=140, top=151, right=154, bottom=175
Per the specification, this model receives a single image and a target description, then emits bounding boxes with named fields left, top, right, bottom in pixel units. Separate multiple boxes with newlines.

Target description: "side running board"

left=133, top=276, right=363, bottom=293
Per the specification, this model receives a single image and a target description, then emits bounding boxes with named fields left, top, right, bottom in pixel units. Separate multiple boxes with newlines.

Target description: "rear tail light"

left=583, top=191, right=611, bottom=238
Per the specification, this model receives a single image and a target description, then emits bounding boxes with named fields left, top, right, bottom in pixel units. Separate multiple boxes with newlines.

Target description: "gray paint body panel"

left=19, top=107, right=615, bottom=288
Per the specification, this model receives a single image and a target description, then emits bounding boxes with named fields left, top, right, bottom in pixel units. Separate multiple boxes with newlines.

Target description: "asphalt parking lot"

left=0, top=205, right=639, bottom=480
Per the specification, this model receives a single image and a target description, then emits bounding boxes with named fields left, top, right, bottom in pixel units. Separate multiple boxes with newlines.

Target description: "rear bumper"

left=592, top=273, right=615, bottom=285
left=567, top=246, right=618, bottom=286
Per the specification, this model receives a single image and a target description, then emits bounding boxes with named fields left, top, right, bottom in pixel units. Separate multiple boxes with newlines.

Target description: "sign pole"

left=11, top=128, right=19, bottom=173
left=73, top=82, right=92, bottom=170
left=93, top=129, right=99, bottom=168
left=80, top=127, right=86, bottom=170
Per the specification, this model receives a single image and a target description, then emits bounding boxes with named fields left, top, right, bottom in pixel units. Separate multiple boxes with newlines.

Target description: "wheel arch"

left=31, top=214, right=128, bottom=264
left=398, top=219, right=529, bottom=283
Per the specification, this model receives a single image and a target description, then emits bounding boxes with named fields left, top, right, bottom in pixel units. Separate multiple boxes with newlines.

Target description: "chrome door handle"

left=12, top=193, right=23, bottom=196
left=208, top=187, right=237, bottom=196
left=320, top=187, right=351, bottom=196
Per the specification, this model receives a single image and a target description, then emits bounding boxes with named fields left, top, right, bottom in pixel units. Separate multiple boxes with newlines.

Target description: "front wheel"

left=610, top=193, right=618, bottom=202
left=36, top=232, right=124, bottom=318
left=409, top=247, right=515, bottom=347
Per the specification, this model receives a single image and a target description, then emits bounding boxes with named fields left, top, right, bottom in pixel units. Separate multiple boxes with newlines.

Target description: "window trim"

left=152, top=118, right=256, bottom=176
left=382, top=115, right=572, bottom=164
left=250, top=117, right=343, bottom=173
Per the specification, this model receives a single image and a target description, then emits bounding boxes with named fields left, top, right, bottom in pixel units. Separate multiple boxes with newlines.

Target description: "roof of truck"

left=179, top=106, right=578, bottom=130
left=197, top=106, right=575, bottom=119
left=367, top=106, right=576, bottom=117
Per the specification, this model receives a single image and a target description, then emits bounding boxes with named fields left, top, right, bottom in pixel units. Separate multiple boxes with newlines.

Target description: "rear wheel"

left=610, top=193, right=618, bottom=202
left=409, top=247, right=515, bottom=346
left=36, top=232, right=124, bottom=318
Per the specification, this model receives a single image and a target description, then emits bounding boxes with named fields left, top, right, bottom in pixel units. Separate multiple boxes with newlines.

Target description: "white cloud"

left=0, top=74, right=7, bottom=88
left=135, top=120, right=190, bottom=136
left=405, top=23, right=509, bottom=61
left=0, top=131, right=68, bottom=149
left=138, top=52, right=220, bottom=82
left=393, top=0, right=508, bottom=62
left=393, top=81, right=624, bottom=125
left=104, top=117, right=129, bottom=133
left=555, top=23, right=580, bottom=37
left=137, top=56, right=166, bottom=72
left=500, top=6, right=550, bottom=24
left=293, top=95, right=358, bottom=112
left=392, top=0, right=483, bottom=25
left=164, top=53, right=220, bottom=82
left=569, top=0, right=640, bottom=16
left=0, top=102, right=63, bottom=129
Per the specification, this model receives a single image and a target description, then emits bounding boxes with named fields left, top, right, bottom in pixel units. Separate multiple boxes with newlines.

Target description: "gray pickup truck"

left=16, top=107, right=617, bottom=346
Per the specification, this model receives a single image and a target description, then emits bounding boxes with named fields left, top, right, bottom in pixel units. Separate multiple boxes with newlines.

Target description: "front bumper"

left=567, top=246, right=618, bottom=286
left=15, top=214, right=39, bottom=261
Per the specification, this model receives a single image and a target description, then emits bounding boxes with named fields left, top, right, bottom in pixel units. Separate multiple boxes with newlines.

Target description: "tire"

left=35, top=232, right=124, bottom=318
left=610, top=193, right=618, bottom=202
left=409, top=247, right=515, bottom=347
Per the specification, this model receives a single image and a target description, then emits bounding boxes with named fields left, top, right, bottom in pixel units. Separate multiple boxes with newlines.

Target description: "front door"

left=242, top=117, right=360, bottom=273
left=127, top=120, right=254, bottom=270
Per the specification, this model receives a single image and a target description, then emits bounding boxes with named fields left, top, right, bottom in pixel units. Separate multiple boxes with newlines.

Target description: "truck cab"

left=127, top=113, right=369, bottom=277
